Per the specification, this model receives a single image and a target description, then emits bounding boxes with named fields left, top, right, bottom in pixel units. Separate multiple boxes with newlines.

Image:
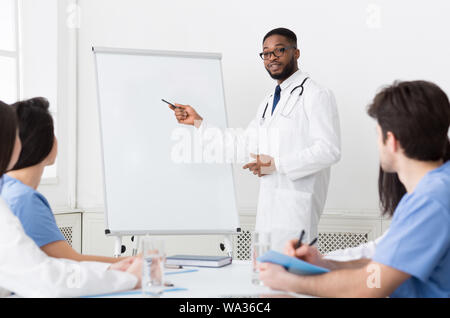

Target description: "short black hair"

left=0, top=101, right=17, bottom=177
left=367, top=80, right=450, bottom=161
left=10, top=97, right=55, bottom=170
left=263, top=28, right=297, bottom=47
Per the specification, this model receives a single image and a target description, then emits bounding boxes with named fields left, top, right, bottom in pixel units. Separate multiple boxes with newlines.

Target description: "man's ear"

left=295, top=48, right=300, bottom=60
left=386, top=131, right=398, bottom=153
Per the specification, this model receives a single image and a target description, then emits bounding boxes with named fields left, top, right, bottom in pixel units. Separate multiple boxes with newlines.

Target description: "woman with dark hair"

left=0, top=101, right=141, bottom=297
left=0, top=101, right=22, bottom=187
left=378, top=167, right=407, bottom=217
left=1, top=98, right=125, bottom=263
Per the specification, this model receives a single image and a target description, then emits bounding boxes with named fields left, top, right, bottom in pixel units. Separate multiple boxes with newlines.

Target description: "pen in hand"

left=294, top=230, right=318, bottom=249
left=294, top=230, right=305, bottom=249
left=309, top=237, right=318, bottom=246
left=161, top=99, right=179, bottom=109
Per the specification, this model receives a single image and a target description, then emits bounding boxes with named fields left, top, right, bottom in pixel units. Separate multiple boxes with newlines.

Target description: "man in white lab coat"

left=170, top=28, right=341, bottom=247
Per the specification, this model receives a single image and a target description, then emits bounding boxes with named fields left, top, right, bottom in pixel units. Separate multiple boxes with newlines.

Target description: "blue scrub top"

left=373, top=161, right=450, bottom=298
left=0, top=175, right=65, bottom=247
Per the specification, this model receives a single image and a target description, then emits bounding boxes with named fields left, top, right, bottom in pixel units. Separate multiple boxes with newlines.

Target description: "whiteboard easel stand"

left=221, top=235, right=233, bottom=257
left=108, top=229, right=240, bottom=258
left=131, top=235, right=140, bottom=256
left=113, top=236, right=122, bottom=258
left=94, top=46, right=242, bottom=260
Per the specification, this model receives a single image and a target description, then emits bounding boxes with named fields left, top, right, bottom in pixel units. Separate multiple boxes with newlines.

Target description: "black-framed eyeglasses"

left=259, top=46, right=296, bottom=60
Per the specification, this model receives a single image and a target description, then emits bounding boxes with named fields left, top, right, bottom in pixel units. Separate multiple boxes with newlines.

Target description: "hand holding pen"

left=284, top=230, right=325, bottom=268
left=294, top=230, right=318, bottom=249
left=162, top=99, right=203, bottom=128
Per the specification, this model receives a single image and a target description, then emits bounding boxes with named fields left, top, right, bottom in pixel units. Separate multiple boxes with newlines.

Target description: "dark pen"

left=294, top=231, right=318, bottom=249
left=161, top=98, right=180, bottom=109
left=309, top=237, right=318, bottom=246
left=294, top=230, right=305, bottom=249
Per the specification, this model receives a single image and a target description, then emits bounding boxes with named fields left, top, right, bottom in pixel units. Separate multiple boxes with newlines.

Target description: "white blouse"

left=0, top=197, right=137, bottom=297
left=324, top=230, right=389, bottom=261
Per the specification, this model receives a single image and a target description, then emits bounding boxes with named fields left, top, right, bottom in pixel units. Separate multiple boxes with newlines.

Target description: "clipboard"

left=258, top=250, right=330, bottom=275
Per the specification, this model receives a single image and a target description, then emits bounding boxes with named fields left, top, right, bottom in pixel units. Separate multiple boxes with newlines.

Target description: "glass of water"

left=251, top=231, right=271, bottom=285
left=141, top=236, right=166, bottom=297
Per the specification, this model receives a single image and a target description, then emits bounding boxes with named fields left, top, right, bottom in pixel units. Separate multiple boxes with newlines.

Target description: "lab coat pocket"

left=272, top=189, right=312, bottom=232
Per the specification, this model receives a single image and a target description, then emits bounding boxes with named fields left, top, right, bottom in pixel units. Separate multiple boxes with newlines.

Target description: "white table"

left=101, top=261, right=310, bottom=298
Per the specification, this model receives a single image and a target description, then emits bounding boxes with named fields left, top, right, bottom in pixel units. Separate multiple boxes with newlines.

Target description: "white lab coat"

left=253, top=71, right=341, bottom=248
left=199, top=70, right=341, bottom=250
left=324, top=229, right=389, bottom=261
left=0, top=197, right=137, bottom=297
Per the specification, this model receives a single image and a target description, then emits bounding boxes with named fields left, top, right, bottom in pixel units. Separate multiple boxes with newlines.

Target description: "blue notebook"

left=257, top=250, right=330, bottom=275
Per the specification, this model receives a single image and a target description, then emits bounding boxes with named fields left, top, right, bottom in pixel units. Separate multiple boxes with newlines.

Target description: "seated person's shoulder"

left=2, top=177, right=33, bottom=202
left=419, top=163, right=450, bottom=212
left=2, top=177, right=50, bottom=215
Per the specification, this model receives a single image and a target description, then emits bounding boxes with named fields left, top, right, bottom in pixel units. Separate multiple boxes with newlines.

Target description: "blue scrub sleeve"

left=17, top=193, right=66, bottom=248
left=373, top=196, right=450, bottom=282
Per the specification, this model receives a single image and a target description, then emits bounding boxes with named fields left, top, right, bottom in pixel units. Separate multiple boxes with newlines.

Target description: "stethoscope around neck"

left=260, top=77, right=309, bottom=126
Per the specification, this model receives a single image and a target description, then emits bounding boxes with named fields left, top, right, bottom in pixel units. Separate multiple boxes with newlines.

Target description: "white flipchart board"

left=93, top=47, right=240, bottom=236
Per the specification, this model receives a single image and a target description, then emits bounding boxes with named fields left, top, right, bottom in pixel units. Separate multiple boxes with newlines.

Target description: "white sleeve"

left=0, top=199, right=137, bottom=298
left=274, top=88, right=341, bottom=181
left=323, top=229, right=389, bottom=261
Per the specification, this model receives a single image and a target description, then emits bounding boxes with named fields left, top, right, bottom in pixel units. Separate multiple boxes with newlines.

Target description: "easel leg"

left=114, top=236, right=122, bottom=258
left=132, top=235, right=141, bottom=256
left=221, top=235, right=233, bottom=258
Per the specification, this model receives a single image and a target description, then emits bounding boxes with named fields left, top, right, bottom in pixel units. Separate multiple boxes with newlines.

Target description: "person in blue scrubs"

left=259, top=80, right=450, bottom=298
left=2, top=174, right=65, bottom=248
left=372, top=161, right=450, bottom=297
left=1, top=97, right=125, bottom=264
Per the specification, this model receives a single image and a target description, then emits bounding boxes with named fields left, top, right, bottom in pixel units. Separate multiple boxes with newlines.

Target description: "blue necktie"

left=272, top=85, right=281, bottom=115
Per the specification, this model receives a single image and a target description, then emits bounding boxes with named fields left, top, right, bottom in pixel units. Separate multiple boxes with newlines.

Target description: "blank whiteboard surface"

left=94, top=48, right=240, bottom=235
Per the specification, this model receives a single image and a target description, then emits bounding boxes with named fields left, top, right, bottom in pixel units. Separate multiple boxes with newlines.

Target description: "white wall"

left=76, top=0, right=450, bottom=219
left=20, top=0, right=58, bottom=180
left=21, top=0, right=77, bottom=210
left=20, top=0, right=57, bottom=111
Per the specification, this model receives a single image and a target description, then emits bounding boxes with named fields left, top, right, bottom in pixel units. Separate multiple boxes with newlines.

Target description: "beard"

left=266, top=56, right=297, bottom=81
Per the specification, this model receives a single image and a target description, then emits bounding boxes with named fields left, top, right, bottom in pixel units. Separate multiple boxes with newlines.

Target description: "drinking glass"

left=251, top=231, right=271, bottom=285
left=141, top=236, right=166, bottom=297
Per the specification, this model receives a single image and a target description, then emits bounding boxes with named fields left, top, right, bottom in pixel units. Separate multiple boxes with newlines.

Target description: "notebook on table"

left=166, top=255, right=232, bottom=268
